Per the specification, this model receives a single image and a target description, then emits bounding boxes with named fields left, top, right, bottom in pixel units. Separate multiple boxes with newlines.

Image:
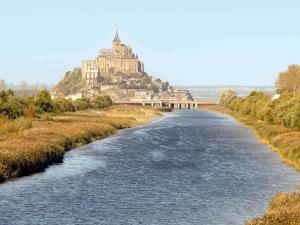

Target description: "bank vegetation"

left=206, top=65, right=300, bottom=224
left=0, top=89, right=160, bottom=183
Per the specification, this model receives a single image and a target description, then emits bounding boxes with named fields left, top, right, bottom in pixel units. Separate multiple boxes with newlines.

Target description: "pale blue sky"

left=1, top=0, right=300, bottom=86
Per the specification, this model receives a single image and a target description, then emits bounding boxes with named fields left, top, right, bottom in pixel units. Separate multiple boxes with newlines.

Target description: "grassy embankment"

left=0, top=105, right=161, bottom=183
left=199, top=104, right=300, bottom=225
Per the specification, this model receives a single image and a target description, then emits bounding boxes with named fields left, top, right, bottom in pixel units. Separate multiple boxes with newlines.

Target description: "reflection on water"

left=0, top=110, right=299, bottom=225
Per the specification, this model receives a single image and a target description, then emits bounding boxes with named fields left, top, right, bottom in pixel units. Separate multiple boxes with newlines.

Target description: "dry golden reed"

left=0, top=105, right=160, bottom=182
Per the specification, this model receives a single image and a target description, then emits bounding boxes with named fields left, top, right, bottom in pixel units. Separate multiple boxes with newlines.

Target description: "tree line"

left=0, top=79, right=51, bottom=96
left=0, top=89, right=113, bottom=119
left=219, top=65, right=300, bottom=130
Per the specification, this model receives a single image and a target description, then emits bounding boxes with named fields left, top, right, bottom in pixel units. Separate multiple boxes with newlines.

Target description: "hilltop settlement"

left=52, top=29, right=193, bottom=104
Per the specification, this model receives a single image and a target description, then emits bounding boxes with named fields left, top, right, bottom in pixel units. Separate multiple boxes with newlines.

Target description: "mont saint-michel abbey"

left=81, top=29, right=144, bottom=87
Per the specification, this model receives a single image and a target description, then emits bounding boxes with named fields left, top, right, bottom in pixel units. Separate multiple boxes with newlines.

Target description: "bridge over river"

left=116, top=100, right=217, bottom=109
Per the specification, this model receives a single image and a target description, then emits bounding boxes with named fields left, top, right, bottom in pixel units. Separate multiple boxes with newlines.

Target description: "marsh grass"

left=0, top=105, right=160, bottom=182
left=246, top=193, right=300, bottom=225
left=0, top=117, right=32, bottom=135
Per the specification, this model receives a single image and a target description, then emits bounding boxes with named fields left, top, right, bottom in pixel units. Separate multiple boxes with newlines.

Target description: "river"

left=0, top=110, right=300, bottom=225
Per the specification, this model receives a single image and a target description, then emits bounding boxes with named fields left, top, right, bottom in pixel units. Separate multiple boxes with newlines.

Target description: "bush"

left=92, top=96, right=113, bottom=109
left=0, top=97, right=27, bottom=119
left=0, top=88, right=114, bottom=119
left=52, top=98, right=76, bottom=112
left=74, top=97, right=91, bottom=110
left=157, top=107, right=173, bottom=112
left=35, top=89, right=52, bottom=112
left=0, top=91, right=8, bottom=102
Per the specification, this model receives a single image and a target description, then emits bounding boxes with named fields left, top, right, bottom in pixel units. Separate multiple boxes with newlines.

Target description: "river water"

left=0, top=110, right=300, bottom=225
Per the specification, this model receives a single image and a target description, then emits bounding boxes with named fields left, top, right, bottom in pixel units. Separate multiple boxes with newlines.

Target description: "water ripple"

left=0, top=110, right=300, bottom=225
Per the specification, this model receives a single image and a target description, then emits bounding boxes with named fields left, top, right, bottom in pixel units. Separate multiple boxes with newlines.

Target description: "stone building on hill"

left=81, top=29, right=144, bottom=88
left=52, top=28, right=195, bottom=104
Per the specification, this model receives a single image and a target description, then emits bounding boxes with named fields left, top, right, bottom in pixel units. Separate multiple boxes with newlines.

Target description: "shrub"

left=0, top=97, right=27, bottom=119
left=35, top=89, right=52, bottom=112
left=52, top=98, right=76, bottom=112
left=74, top=97, right=91, bottom=110
left=6, top=89, right=14, bottom=97
left=157, top=107, right=173, bottom=112
left=0, top=91, right=8, bottom=101
left=219, top=90, right=237, bottom=106
left=92, top=96, right=113, bottom=109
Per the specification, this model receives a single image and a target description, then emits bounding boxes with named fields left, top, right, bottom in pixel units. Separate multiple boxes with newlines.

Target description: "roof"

left=113, top=30, right=121, bottom=42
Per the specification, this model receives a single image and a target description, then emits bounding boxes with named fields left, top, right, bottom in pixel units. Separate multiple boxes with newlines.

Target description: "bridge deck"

left=116, top=100, right=217, bottom=109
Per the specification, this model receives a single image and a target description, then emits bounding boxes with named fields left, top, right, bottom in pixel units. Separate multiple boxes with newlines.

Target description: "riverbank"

left=198, top=105, right=300, bottom=225
left=0, top=105, right=161, bottom=183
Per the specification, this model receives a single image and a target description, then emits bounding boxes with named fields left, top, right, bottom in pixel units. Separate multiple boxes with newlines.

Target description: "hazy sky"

left=1, top=0, right=300, bottom=86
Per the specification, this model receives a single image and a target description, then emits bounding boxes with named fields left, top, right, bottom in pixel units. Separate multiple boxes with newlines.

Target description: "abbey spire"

left=113, top=27, right=121, bottom=43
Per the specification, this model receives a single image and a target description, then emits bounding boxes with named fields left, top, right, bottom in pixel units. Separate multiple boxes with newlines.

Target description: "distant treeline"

left=220, top=65, right=300, bottom=130
left=0, top=89, right=113, bottom=119
left=220, top=90, right=300, bottom=129
left=0, top=79, right=52, bottom=94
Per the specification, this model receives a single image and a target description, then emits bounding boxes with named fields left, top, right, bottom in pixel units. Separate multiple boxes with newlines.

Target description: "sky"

left=1, top=0, right=300, bottom=86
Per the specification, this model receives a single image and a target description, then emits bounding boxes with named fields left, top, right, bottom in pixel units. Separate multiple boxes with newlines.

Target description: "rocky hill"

left=52, top=68, right=83, bottom=96
left=52, top=68, right=170, bottom=99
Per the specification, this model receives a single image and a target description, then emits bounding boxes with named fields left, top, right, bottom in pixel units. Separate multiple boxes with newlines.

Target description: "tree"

left=6, top=89, right=14, bottom=97
left=35, top=89, right=53, bottom=112
left=0, top=79, right=6, bottom=90
left=219, top=90, right=237, bottom=106
left=276, top=65, right=300, bottom=95
left=19, top=80, right=29, bottom=97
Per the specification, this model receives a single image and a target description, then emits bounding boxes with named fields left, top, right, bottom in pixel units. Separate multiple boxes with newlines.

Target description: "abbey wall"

left=81, top=30, right=144, bottom=88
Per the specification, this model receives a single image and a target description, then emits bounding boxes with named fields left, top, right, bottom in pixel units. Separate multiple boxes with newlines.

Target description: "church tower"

left=112, top=28, right=121, bottom=49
